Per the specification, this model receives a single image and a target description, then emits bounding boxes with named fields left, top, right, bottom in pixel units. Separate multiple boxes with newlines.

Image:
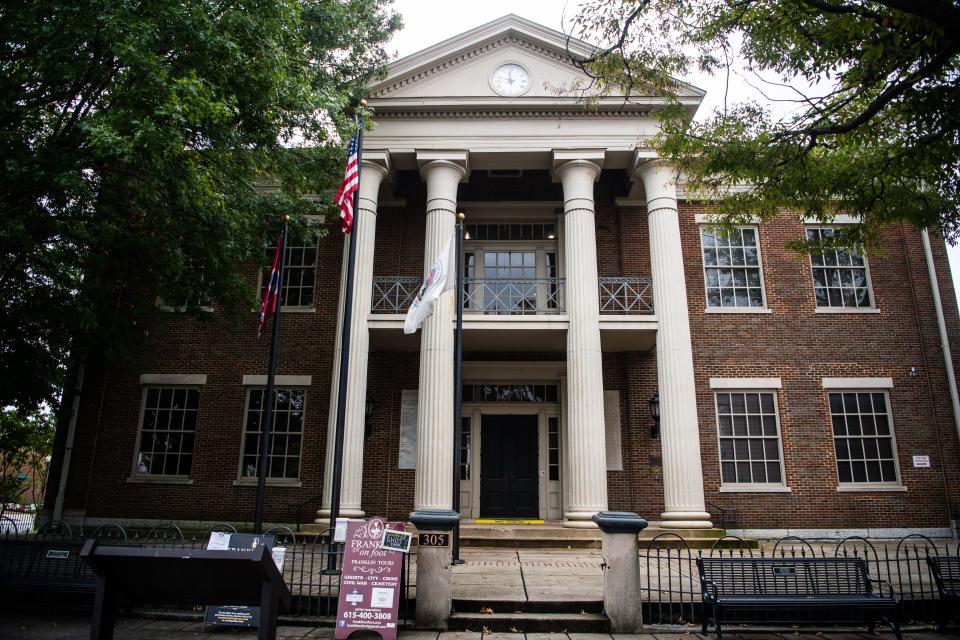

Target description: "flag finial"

left=457, top=212, right=465, bottom=222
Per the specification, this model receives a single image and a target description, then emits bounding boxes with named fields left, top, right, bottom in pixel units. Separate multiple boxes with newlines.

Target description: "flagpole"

left=327, top=103, right=365, bottom=571
left=452, top=212, right=465, bottom=565
left=254, top=217, right=288, bottom=533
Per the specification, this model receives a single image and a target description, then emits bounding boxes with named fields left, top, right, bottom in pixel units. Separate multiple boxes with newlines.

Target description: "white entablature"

left=365, top=14, right=704, bottom=171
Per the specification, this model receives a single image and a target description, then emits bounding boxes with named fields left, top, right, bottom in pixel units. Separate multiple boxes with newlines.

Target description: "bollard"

left=410, top=509, right=459, bottom=629
left=592, top=511, right=648, bottom=633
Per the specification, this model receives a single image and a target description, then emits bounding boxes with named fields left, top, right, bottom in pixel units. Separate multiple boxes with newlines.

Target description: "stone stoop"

left=458, top=524, right=758, bottom=550
left=449, top=599, right=608, bottom=633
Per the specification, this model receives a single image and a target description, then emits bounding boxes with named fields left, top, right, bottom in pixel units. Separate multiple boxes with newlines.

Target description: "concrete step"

left=453, top=600, right=603, bottom=615
left=448, top=611, right=609, bottom=633
left=459, top=525, right=757, bottom=550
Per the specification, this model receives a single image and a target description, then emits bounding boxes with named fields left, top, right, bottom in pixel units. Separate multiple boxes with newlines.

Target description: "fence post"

left=409, top=509, right=459, bottom=630
left=593, top=511, right=648, bottom=633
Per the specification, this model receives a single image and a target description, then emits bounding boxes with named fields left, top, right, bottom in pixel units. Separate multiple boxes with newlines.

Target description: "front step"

left=453, top=600, right=603, bottom=615
left=448, top=612, right=609, bottom=633
left=459, top=525, right=756, bottom=550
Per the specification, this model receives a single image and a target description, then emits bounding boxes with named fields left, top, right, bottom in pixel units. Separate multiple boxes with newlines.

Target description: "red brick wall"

left=61, top=172, right=960, bottom=530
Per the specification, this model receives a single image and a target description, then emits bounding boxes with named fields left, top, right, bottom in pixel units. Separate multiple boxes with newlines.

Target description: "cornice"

left=372, top=109, right=652, bottom=119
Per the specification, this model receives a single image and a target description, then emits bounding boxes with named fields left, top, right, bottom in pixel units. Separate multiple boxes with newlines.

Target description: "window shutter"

left=398, top=390, right=418, bottom=469
left=604, top=390, right=622, bottom=471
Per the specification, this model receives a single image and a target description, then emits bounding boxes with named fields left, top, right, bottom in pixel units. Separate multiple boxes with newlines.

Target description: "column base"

left=314, top=506, right=365, bottom=524
left=563, top=510, right=601, bottom=528
left=659, top=511, right=713, bottom=529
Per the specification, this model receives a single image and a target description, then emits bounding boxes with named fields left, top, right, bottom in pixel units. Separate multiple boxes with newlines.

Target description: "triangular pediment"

left=369, top=14, right=704, bottom=107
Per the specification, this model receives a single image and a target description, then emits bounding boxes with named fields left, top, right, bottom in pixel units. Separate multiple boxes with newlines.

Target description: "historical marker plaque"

left=335, top=517, right=405, bottom=640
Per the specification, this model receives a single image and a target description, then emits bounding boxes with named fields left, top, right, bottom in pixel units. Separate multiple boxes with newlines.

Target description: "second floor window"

left=261, top=240, right=317, bottom=308
left=701, top=226, right=765, bottom=308
left=807, top=227, right=873, bottom=308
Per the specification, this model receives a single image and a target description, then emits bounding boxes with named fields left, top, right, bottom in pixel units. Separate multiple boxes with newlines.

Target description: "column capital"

left=361, top=150, right=393, bottom=182
left=633, top=157, right=679, bottom=215
left=551, top=149, right=605, bottom=182
left=416, top=151, right=469, bottom=182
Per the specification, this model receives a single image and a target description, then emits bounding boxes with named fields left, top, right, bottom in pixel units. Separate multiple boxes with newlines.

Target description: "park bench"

left=0, top=536, right=96, bottom=597
left=697, top=556, right=901, bottom=640
left=927, top=556, right=960, bottom=630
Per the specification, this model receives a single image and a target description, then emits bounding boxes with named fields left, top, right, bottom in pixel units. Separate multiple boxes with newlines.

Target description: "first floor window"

left=241, top=388, right=305, bottom=480
left=715, top=391, right=784, bottom=485
left=830, top=391, right=899, bottom=485
left=136, top=387, right=199, bottom=476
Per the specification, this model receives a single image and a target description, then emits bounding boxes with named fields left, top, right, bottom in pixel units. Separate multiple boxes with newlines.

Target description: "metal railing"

left=0, top=523, right=412, bottom=622
left=373, top=275, right=655, bottom=316
left=372, top=276, right=422, bottom=314
left=598, top=276, right=653, bottom=314
left=463, top=277, right=565, bottom=315
left=704, top=499, right=737, bottom=532
left=641, top=533, right=958, bottom=625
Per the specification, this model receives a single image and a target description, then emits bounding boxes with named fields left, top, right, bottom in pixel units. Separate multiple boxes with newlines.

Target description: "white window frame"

left=235, top=386, right=306, bottom=487
left=805, top=224, right=878, bottom=313
left=711, top=381, right=790, bottom=492
left=156, top=272, right=214, bottom=312
left=697, top=221, right=770, bottom=313
left=823, top=382, right=905, bottom=492
left=129, top=384, right=202, bottom=484
left=465, top=237, right=561, bottom=314
left=255, top=231, right=320, bottom=313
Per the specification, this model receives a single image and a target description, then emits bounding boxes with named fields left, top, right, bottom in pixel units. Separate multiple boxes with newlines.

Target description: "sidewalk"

left=0, top=613, right=950, bottom=640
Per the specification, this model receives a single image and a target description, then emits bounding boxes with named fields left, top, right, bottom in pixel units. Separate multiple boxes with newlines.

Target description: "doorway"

left=479, top=414, right=539, bottom=518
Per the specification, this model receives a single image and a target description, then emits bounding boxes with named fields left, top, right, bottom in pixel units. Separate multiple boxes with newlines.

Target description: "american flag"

left=334, top=134, right=359, bottom=234
left=257, top=233, right=284, bottom=337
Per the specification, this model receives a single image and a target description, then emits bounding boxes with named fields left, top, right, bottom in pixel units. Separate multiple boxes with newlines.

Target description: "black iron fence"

left=641, top=532, right=960, bottom=625
left=0, top=522, right=413, bottom=622
left=1, top=524, right=956, bottom=627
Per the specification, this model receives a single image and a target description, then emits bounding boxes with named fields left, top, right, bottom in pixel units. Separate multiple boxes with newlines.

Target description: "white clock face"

left=491, top=63, right=531, bottom=97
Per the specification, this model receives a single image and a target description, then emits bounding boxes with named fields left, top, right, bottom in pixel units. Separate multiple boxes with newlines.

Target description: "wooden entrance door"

left=480, top=415, right=539, bottom=519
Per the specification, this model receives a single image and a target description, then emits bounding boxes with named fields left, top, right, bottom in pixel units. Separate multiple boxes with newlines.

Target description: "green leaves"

left=571, top=0, right=960, bottom=253
left=0, top=0, right=400, bottom=412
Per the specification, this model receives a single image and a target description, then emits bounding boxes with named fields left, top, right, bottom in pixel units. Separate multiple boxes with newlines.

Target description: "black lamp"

left=649, top=392, right=660, bottom=438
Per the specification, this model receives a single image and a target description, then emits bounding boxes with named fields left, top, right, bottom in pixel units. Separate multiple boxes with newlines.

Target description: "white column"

left=636, top=159, right=712, bottom=529
left=413, top=155, right=467, bottom=513
left=554, top=154, right=608, bottom=528
left=317, top=154, right=390, bottom=522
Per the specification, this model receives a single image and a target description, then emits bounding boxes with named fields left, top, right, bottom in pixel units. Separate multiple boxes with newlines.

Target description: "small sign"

left=417, top=533, right=450, bottom=547
left=913, top=455, right=931, bottom=468
left=46, top=550, right=70, bottom=560
left=334, top=517, right=349, bottom=543
left=380, top=529, right=412, bottom=554
left=204, top=533, right=279, bottom=629
left=772, top=565, right=797, bottom=577
left=335, top=517, right=405, bottom=640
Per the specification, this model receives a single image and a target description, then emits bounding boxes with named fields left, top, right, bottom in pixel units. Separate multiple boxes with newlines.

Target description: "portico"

left=316, top=14, right=711, bottom=529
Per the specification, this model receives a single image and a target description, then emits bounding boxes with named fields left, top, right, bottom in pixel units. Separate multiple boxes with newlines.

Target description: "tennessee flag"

left=257, top=233, right=283, bottom=337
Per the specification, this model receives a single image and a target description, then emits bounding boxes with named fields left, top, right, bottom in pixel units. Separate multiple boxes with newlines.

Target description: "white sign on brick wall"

left=912, top=455, right=931, bottom=468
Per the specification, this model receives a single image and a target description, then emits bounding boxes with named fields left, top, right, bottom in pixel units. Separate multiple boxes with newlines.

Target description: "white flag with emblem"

left=404, top=231, right=456, bottom=334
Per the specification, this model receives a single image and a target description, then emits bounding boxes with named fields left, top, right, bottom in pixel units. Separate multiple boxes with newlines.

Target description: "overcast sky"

left=385, top=0, right=960, bottom=304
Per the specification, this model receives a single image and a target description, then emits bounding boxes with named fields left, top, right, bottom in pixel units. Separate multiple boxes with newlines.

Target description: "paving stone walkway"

left=0, top=613, right=952, bottom=640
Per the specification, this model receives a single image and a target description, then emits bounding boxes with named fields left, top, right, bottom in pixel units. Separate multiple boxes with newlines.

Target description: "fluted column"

left=636, top=158, right=712, bottom=528
left=414, top=154, right=467, bottom=513
left=554, top=153, right=608, bottom=528
left=317, top=153, right=391, bottom=521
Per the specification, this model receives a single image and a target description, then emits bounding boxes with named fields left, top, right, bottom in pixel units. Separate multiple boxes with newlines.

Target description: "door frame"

left=461, top=404, right=562, bottom=521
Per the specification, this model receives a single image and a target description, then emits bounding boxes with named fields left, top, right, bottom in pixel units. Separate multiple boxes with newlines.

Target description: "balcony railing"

left=372, top=276, right=653, bottom=315
left=371, top=276, right=422, bottom=314
left=463, top=278, right=565, bottom=315
left=598, top=277, right=654, bottom=314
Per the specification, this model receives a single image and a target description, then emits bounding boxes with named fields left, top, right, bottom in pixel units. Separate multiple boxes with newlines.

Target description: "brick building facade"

left=52, top=16, right=960, bottom=537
